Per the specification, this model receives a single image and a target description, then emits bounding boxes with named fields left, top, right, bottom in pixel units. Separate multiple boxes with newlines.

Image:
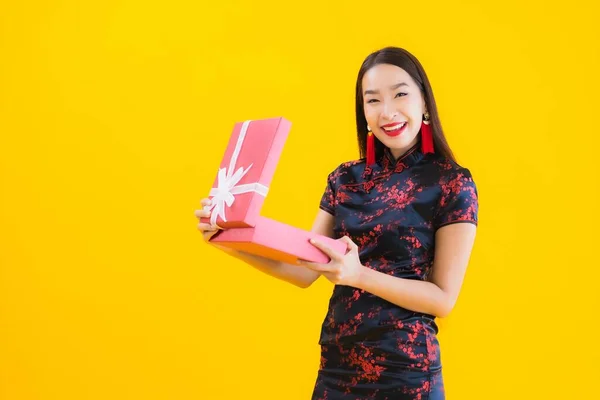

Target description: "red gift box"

left=201, top=118, right=290, bottom=229
left=202, top=117, right=347, bottom=263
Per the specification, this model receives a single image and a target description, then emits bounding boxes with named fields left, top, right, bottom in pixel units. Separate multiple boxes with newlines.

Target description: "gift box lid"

left=202, top=117, right=291, bottom=228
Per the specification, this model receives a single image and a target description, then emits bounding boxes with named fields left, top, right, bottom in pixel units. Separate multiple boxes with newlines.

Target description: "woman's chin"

left=382, top=134, right=418, bottom=152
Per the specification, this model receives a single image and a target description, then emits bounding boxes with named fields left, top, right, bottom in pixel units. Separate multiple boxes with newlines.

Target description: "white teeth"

left=382, top=122, right=406, bottom=131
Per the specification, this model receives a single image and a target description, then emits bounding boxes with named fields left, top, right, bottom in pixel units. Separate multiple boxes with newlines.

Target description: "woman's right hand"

left=194, top=198, right=220, bottom=242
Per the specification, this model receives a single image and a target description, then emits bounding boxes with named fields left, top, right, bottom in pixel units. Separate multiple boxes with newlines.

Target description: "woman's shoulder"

left=424, top=154, right=478, bottom=202
left=324, top=158, right=367, bottom=186
left=428, top=153, right=475, bottom=181
left=332, top=157, right=367, bottom=174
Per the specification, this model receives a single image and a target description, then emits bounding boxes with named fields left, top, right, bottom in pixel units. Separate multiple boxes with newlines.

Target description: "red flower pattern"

left=312, top=144, right=476, bottom=399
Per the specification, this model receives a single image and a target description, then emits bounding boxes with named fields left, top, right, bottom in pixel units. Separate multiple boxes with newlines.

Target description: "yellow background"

left=1, top=1, right=599, bottom=399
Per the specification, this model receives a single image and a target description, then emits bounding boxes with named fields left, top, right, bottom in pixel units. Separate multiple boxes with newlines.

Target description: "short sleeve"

left=319, top=170, right=337, bottom=216
left=433, top=168, right=479, bottom=230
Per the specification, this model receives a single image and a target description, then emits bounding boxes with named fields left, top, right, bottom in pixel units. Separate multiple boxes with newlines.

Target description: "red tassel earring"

left=421, top=112, right=434, bottom=154
left=366, top=126, right=376, bottom=166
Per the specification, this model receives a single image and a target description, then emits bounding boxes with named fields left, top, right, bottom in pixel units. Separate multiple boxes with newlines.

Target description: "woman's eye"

left=366, top=99, right=379, bottom=103
left=396, top=92, right=407, bottom=97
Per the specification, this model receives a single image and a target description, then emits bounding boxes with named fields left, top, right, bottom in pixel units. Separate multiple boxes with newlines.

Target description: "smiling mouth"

left=381, top=122, right=407, bottom=137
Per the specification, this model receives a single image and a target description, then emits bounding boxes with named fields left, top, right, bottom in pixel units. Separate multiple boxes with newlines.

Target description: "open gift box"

left=201, top=117, right=347, bottom=264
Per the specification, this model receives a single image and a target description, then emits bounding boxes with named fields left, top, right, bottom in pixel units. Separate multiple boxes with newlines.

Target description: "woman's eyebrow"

left=364, top=82, right=409, bottom=95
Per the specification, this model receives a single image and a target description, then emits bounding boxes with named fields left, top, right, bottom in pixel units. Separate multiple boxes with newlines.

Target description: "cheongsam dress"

left=311, top=141, right=479, bottom=400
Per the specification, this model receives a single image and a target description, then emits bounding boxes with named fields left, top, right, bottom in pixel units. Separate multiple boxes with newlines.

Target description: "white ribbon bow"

left=205, top=120, right=269, bottom=227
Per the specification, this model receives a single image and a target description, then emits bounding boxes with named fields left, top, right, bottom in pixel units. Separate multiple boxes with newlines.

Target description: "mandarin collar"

left=380, top=141, right=424, bottom=171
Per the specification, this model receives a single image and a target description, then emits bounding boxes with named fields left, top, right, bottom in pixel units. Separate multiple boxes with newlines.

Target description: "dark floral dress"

left=312, top=141, right=478, bottom=400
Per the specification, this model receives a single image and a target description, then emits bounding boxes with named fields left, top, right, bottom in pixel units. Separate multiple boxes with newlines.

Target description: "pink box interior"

left=210, top=216, right=348, bottom=264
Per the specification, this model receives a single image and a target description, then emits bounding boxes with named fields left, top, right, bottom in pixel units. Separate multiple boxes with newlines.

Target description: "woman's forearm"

left=213, top=245, right=320, bottom=288
left=356, top=267, right=452, bottom=318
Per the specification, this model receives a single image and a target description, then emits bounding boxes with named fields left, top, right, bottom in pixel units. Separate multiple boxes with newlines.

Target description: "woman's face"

left=362, top=63, right=426, bottom=159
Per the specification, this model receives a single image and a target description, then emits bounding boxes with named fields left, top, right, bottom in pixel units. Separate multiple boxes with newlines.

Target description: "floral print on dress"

left=312, top=141, right=478, bottom=400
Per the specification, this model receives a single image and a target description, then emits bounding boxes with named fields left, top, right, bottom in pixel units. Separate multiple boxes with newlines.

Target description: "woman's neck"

left=388, top=137, right=419, bottom=160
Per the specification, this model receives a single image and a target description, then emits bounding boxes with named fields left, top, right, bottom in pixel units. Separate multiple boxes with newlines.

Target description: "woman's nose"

left=382, top=102, right=398, bottom=120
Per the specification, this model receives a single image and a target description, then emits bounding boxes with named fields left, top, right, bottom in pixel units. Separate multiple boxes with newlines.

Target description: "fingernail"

left=309, top=239, right=315, bottom=244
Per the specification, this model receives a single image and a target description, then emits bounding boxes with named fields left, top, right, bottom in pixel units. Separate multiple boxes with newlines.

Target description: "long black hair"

left=355, top=47, right=455, bottom=162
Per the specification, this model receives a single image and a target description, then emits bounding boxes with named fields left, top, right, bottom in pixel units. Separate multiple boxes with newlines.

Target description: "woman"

left=195, top=46, right=478, bottom=400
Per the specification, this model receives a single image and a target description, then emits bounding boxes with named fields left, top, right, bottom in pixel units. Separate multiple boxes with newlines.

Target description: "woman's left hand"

left=299, top=236, right=366, bottom=287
